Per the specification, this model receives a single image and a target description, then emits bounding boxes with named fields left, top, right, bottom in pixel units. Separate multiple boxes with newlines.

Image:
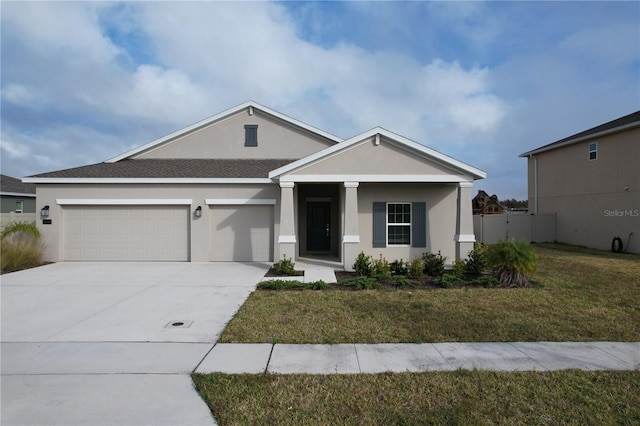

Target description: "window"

left=245, top=124, right=258, bottom=147
left=589, top=142, right=597, bottom=160
left=373, top=202, right=426, bottom=248
left=387, top=203, right=411, bottom=245
left=15, top=200, right=24, bottom=213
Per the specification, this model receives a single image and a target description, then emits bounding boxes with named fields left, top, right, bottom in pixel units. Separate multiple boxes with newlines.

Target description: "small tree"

left=485, top=239, right=537, bottom=287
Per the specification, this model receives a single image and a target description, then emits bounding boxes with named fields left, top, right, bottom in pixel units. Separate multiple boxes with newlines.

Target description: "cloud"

left=1, top=1, right=637, bottom=200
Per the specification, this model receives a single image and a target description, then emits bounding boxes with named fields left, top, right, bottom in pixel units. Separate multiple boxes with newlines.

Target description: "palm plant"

left=1, top=221, right=45, bottom=273
left=485, top=239, right=537, bottom=287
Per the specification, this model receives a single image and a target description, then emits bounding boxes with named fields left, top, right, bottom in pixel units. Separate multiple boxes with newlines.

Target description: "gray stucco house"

left=25, top=101, right=486, bottom=270
left=1, top=174, right=36, bottom=227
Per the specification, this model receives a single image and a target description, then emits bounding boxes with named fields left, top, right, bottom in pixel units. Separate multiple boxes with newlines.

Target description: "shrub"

left=1, top=222, right=45, bottom=273
left=371, top=255, right=391, bottom=279
left=353, top=252, right=372, bottom=276
left=343, top=276, right=379, bottom=290
left=390, top=259, right=408, bottom=276
left=274, top=255, right=296, bottom=275
left=392, top=275, right=419, bottom=287
left=464, top=242, right=487, bottom=276
left=258, top=279, right=327, bottom=290
left=452, top=259, right=466, bottom=279
left=422, top=251, right=446, bottom=277
left=485, top=239, right=538, bottom=287
left=408, top=257, right=423, bottom=279
left=435, top=273, right=456, bottom=288
left=475, top=275, right=499, bottom=288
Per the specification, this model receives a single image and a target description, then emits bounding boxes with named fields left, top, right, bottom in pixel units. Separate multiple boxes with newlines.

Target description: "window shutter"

left=372, top=202, right=386, bottom=248
left=412, top=202, right=426, bottom=248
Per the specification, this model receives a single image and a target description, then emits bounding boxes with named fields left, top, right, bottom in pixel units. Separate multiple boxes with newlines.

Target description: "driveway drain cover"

left=165, top=320, right=193, bottom=329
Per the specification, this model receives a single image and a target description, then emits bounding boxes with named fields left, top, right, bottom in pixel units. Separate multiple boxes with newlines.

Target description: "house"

left=1, top=174, right=36, bottom=227
left=24, top=101, right=486, bottom=270
left=520, top=111, right=640, bottom=254
left=472, top=190, right=505, bottom=215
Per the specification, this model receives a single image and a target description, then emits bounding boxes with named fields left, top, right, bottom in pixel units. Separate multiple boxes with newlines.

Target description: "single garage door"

left=64, top=206, right=189, bottom=261
left=210, top=205, right=273, bottom=261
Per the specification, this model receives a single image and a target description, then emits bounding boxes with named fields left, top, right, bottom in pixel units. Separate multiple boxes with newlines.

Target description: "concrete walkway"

left=196, top=342, right=640, bottom=374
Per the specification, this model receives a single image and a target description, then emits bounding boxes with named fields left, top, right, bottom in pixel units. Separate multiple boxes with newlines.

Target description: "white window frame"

left=386, top=202, right=411, bottom=246
left=15, top=200, right=24, bottom=213
left=589, top=142, right=597, bottom=161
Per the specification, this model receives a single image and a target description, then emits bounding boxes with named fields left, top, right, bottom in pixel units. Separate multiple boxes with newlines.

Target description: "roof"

left=107, top=100, right=343, bottom=162
left=25, top=159, right=295, bottom=181
left=269, top=127, right=487, bottom=181
left=520, top=110, right=640, bottom=157
left=1, top=174, right=36, bottom=196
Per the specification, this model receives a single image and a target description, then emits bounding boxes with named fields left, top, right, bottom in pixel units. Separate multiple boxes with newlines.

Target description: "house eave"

left=519, top=120, right=640, bottom=157
left=0, top=191, right=36, bottom=197
left=22, top=177, right=274, bottom=184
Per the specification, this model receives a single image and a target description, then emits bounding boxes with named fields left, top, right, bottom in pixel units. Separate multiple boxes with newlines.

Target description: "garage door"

left=64, top=206, right=189, bottom=261
left=210, top=205, right=273, bottom=261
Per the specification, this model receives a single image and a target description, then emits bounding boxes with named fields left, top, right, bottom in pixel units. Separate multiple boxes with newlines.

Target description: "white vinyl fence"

left=473, top=213, right=556, bottom=245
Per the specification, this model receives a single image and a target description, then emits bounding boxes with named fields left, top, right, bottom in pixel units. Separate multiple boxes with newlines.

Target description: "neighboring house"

left=472, top=190, right=505, bottom=215
left=520, top=111, right=640, bottom=254
left=1, top=174, right=36, bottom=227
left=24, top=101, right=486, bottom=269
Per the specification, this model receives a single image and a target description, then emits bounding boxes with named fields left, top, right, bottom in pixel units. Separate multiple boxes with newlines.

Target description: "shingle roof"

left=1, top=174, right=36, bottom=194
left=28, top=159, right=296, bottom=179
left=520, top=110, right=640, bottom=157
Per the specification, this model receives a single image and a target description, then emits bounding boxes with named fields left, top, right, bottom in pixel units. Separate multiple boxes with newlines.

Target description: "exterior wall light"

left=194, top=206, right=202, bottom=218
left=41, top=205, right=50, bottom=218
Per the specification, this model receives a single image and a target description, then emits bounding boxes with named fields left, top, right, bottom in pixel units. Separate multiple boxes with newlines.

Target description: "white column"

left=455, top=181, right=475, bottom=260
left=278, top=181, right=296, bottom=261
left=342, top=181, right=360, bottom=271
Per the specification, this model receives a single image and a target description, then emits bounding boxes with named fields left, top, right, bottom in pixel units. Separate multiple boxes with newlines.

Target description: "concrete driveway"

left=1, top=262, right=268, bottom=426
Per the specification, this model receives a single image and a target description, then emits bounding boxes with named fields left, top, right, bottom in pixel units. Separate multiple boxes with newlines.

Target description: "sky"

left=1, top=1, right=638, bottom=200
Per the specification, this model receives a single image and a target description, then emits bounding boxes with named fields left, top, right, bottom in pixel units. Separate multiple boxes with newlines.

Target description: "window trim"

left=244, top=124, right=258, bottom=147
left=15, top=200, right=24, bottom=214
left=589, top=141, right=597, bottom=161
left=386, top=202, right=411, bottom=246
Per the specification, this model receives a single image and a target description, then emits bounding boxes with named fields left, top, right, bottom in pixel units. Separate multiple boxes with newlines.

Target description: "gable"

left=132, top=107, right=337, bottom=161
left=285, top=135, right=473, bottom=180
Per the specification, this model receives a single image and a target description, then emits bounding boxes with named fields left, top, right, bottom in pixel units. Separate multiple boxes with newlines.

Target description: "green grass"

left=219, top=244, right=640, bottom=343
left=193, top=370, right=640, bottom=425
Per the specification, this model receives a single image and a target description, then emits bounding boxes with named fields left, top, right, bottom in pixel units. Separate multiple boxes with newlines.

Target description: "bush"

left=258, top=279, right=327, bottom=290
left=274, top=255, right=296, bottom=275
left=422, top=251, right=446, bottom=277
left=485, top=239, right=538, bottom=287
left=343, top=276, right=379, bottom=290
left=435, top=273, right=456, bottom=288
left=1, top=222, right=45, bottom=273
left=475, top=275, right=499, bottom=288
left=390, top=259, right=408, bottom=276
left=452, top=259, right=466, bottom=279
left=352, top=252, right=372, bottom=276
left=392, top=275, right=419, bottom=287
left=464, top=242, right=487, bottom=276
left=408, top=257, right=423, bottom=279
left=371, top=255, right=391, bottom=279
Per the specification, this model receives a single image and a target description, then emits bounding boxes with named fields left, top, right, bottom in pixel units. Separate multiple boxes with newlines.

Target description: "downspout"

left=531, top=154, right=538, bottom=214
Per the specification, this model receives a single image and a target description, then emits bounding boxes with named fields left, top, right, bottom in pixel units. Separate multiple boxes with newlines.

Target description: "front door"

left=307, top=202, right=330, bottom=252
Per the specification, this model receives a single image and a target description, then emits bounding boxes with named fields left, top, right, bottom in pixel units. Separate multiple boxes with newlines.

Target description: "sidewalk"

left=195, top=342, right=640, bottom=374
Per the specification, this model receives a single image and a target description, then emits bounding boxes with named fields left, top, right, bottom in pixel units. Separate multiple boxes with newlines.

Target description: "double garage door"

left=63, top=205, right=273, bottom=262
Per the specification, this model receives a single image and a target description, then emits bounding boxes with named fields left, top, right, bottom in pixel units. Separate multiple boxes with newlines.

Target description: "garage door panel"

left=210, top=205, right=273, bottom=262
left=64, top=206, right=189, bottom=261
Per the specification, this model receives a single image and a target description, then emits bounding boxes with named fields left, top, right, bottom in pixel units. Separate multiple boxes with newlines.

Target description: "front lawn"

left=193, top=370, right=640, bottom=425
left=219, top=244, right=640, bottom=343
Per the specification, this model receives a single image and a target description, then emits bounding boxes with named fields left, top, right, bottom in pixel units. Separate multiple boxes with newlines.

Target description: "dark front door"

left=307, top=202, right=330, bottom=252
